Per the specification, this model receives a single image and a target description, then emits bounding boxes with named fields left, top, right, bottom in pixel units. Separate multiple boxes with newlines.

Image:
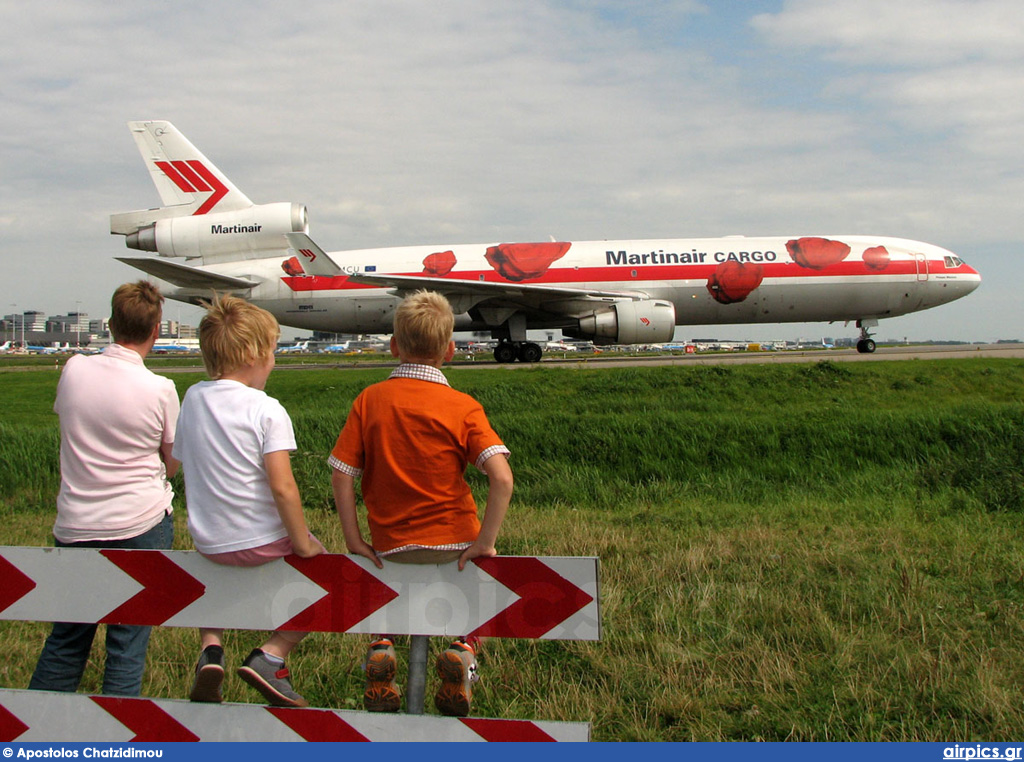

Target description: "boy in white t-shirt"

left=173, top=295, right=324, bottom=708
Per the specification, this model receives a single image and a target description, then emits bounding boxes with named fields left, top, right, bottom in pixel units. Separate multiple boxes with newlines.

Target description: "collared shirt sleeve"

left=475, top=444, right=511, bottom=470
left=328, top=454, right=363, bottom=477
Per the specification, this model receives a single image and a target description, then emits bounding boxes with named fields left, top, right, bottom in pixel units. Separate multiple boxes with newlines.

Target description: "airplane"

left=319, top=342, right=350, bottom=353
left=151, top=343, right=194, bottom=354
left=545, top=340, right=578, bottom=352
left=110, top=121, right=982, bottom=363
left=276, top=340, right=310, bottom=354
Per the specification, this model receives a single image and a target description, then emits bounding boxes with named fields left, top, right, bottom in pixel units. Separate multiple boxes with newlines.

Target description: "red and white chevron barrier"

left=0, top=548, right=600, bottom=640
left=0, top=689, right=590, bottom=742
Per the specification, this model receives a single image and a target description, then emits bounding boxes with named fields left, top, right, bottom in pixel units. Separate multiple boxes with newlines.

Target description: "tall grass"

left=1, top=358, right=1023, bottom=739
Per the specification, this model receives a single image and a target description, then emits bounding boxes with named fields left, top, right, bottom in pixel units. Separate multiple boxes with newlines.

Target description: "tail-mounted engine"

left=123, top=203, right=307, bottom=262
left=567, top=299, right=676, bottom=345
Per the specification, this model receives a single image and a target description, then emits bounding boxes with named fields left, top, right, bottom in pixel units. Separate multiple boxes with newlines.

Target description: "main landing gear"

left=493, top=341, right=543, bottom=363
left=856, top=319, right=877, bottom=354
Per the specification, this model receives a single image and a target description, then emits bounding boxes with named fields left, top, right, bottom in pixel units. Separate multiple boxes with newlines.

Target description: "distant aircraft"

left=151, top=343, right=193, bottom=354
left=0, top=341, right=11, bottom=353
left=276, top=340, right=310, bottom=354
left=26, top=343, right=68, bottom=355
left=319, top=342, right=350, bottom=354
left=111, top=121, right=982, bottom=362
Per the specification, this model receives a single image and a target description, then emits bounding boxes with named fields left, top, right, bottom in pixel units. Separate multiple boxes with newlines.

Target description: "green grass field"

left=1, top=358, right=1022, bottom=740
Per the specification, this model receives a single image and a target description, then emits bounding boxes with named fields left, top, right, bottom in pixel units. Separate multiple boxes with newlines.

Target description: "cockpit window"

left=944, top=256, right=964, bottom=268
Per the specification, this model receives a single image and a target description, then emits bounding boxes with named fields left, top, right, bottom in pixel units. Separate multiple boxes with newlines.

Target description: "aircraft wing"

left=116, top=257, right=259, bottom=290
left=346, top=272, right=648, bottom=303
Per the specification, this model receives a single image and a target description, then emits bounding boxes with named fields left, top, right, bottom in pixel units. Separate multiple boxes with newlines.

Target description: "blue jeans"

left=28, top=512, right=174, bottom=696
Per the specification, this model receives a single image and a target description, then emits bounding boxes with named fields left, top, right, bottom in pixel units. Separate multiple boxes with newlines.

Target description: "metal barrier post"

left=406, top=635, right=429, bottom=714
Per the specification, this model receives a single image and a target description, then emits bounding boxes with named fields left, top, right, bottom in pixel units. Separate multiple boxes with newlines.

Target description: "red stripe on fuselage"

left=280, top=259, right=961, bottom=293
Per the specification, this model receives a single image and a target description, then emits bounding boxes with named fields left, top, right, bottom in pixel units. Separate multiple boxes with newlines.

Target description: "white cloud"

left=751, top=0, right=1024, bottom=65
left=0, top=0, right=1016, bottom=341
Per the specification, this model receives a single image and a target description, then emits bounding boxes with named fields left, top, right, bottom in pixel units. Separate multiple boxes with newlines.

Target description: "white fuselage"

left=168, top=235, right=980, bottom=336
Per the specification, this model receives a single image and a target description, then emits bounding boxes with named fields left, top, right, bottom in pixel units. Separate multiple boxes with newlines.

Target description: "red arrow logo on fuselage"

left=469, top=557, right=594, bottom=639
left=155, top=160, right=229, bottom=215
left=98, top=550, right=206, bottom=626
left=90, top=697, right=199, bottom=742
left=279, top=555, right=400, bottom=633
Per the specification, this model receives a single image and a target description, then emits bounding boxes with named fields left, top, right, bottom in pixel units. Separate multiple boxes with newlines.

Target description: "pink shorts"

left=200, top=533, right=324, bottom=568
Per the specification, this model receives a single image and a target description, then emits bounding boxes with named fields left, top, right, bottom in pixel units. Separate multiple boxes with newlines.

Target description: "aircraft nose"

left=937, top=258, right=982, bottom=306
left=967, top=262, right=981, bottom=279
left=960, top=261, right=982, bottom=293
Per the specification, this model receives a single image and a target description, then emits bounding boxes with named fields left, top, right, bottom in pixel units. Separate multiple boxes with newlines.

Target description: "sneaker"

left=189, top=645, right=225, bottom=703
left=237, top=648, right=308, bottom=708
left=364, top=639, right=401, bottom=712
left=434, top=640, right=478, bottom=717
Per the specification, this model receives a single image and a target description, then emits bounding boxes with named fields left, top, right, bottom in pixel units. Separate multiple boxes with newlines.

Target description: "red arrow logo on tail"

left=90, top=697, right=199, bottom=742
left=0, top=554, right=37, bottom=613
left=279, top=555, right=399, bottom=633
left=98, top=550, right=206, bottom=626
left=460, top=718, right=558, bottom=742
left=0, top=703, right=29, bottom=742
left=268, top=707, right=369, bottom=741
left=469, top=557, right=594, bottom=639
left=299, top=248, right=317, bottom=263
left=154, top=160, right=229, bottom=215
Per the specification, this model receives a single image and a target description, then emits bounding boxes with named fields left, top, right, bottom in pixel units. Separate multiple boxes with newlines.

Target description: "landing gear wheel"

left=517, top=342, right=543, bottom=363
left=856, top=338, right=876, bottom=354
left=493, top=342, right=517, bottom=363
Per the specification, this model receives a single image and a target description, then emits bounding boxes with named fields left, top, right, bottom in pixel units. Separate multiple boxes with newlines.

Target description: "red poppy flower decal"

left=863, top=245, right=890, bottom=271
left=282, top=256, right=304, bottom=276
left=422, top=250, right=456, bottom=276
left=485, top=242, right=571, bottom=282
left=706, top=261, right=764, bottom=304
left=786, top=237, right=851, bottom=270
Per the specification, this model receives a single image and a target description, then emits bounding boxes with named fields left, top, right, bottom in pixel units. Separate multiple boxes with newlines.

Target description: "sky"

left=1, top=0, right=1021, bottom=343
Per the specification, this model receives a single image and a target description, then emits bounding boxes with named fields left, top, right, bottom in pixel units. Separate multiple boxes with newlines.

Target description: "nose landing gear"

left=856, top=319, right=877, bottom=354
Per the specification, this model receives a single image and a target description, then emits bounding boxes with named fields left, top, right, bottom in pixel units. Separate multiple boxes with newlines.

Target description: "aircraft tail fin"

left=111, top=121, right=308, bottom=264
left=111, top=120, right=253, bottom=234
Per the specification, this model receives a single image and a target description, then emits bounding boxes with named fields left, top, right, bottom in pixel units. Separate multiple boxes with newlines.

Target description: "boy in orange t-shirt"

left=330, top=291, right=513, bottom=716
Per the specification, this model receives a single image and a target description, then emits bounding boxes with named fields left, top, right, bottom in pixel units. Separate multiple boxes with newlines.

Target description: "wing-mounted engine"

left=566, top=299, right=676, bottom=345
left=120, top=202, right=307, bottom=263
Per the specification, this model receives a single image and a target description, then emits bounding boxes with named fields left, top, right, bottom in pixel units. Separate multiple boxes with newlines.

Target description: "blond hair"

left=198, top=294, right=280, bottom=378
left=109, top=281, right=163, bottom=344
left=393, top=291, right=454, bottom=361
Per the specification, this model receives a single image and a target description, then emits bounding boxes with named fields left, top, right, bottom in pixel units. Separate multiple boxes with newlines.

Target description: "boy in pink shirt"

left=29, top=281, right=179, bottom=697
